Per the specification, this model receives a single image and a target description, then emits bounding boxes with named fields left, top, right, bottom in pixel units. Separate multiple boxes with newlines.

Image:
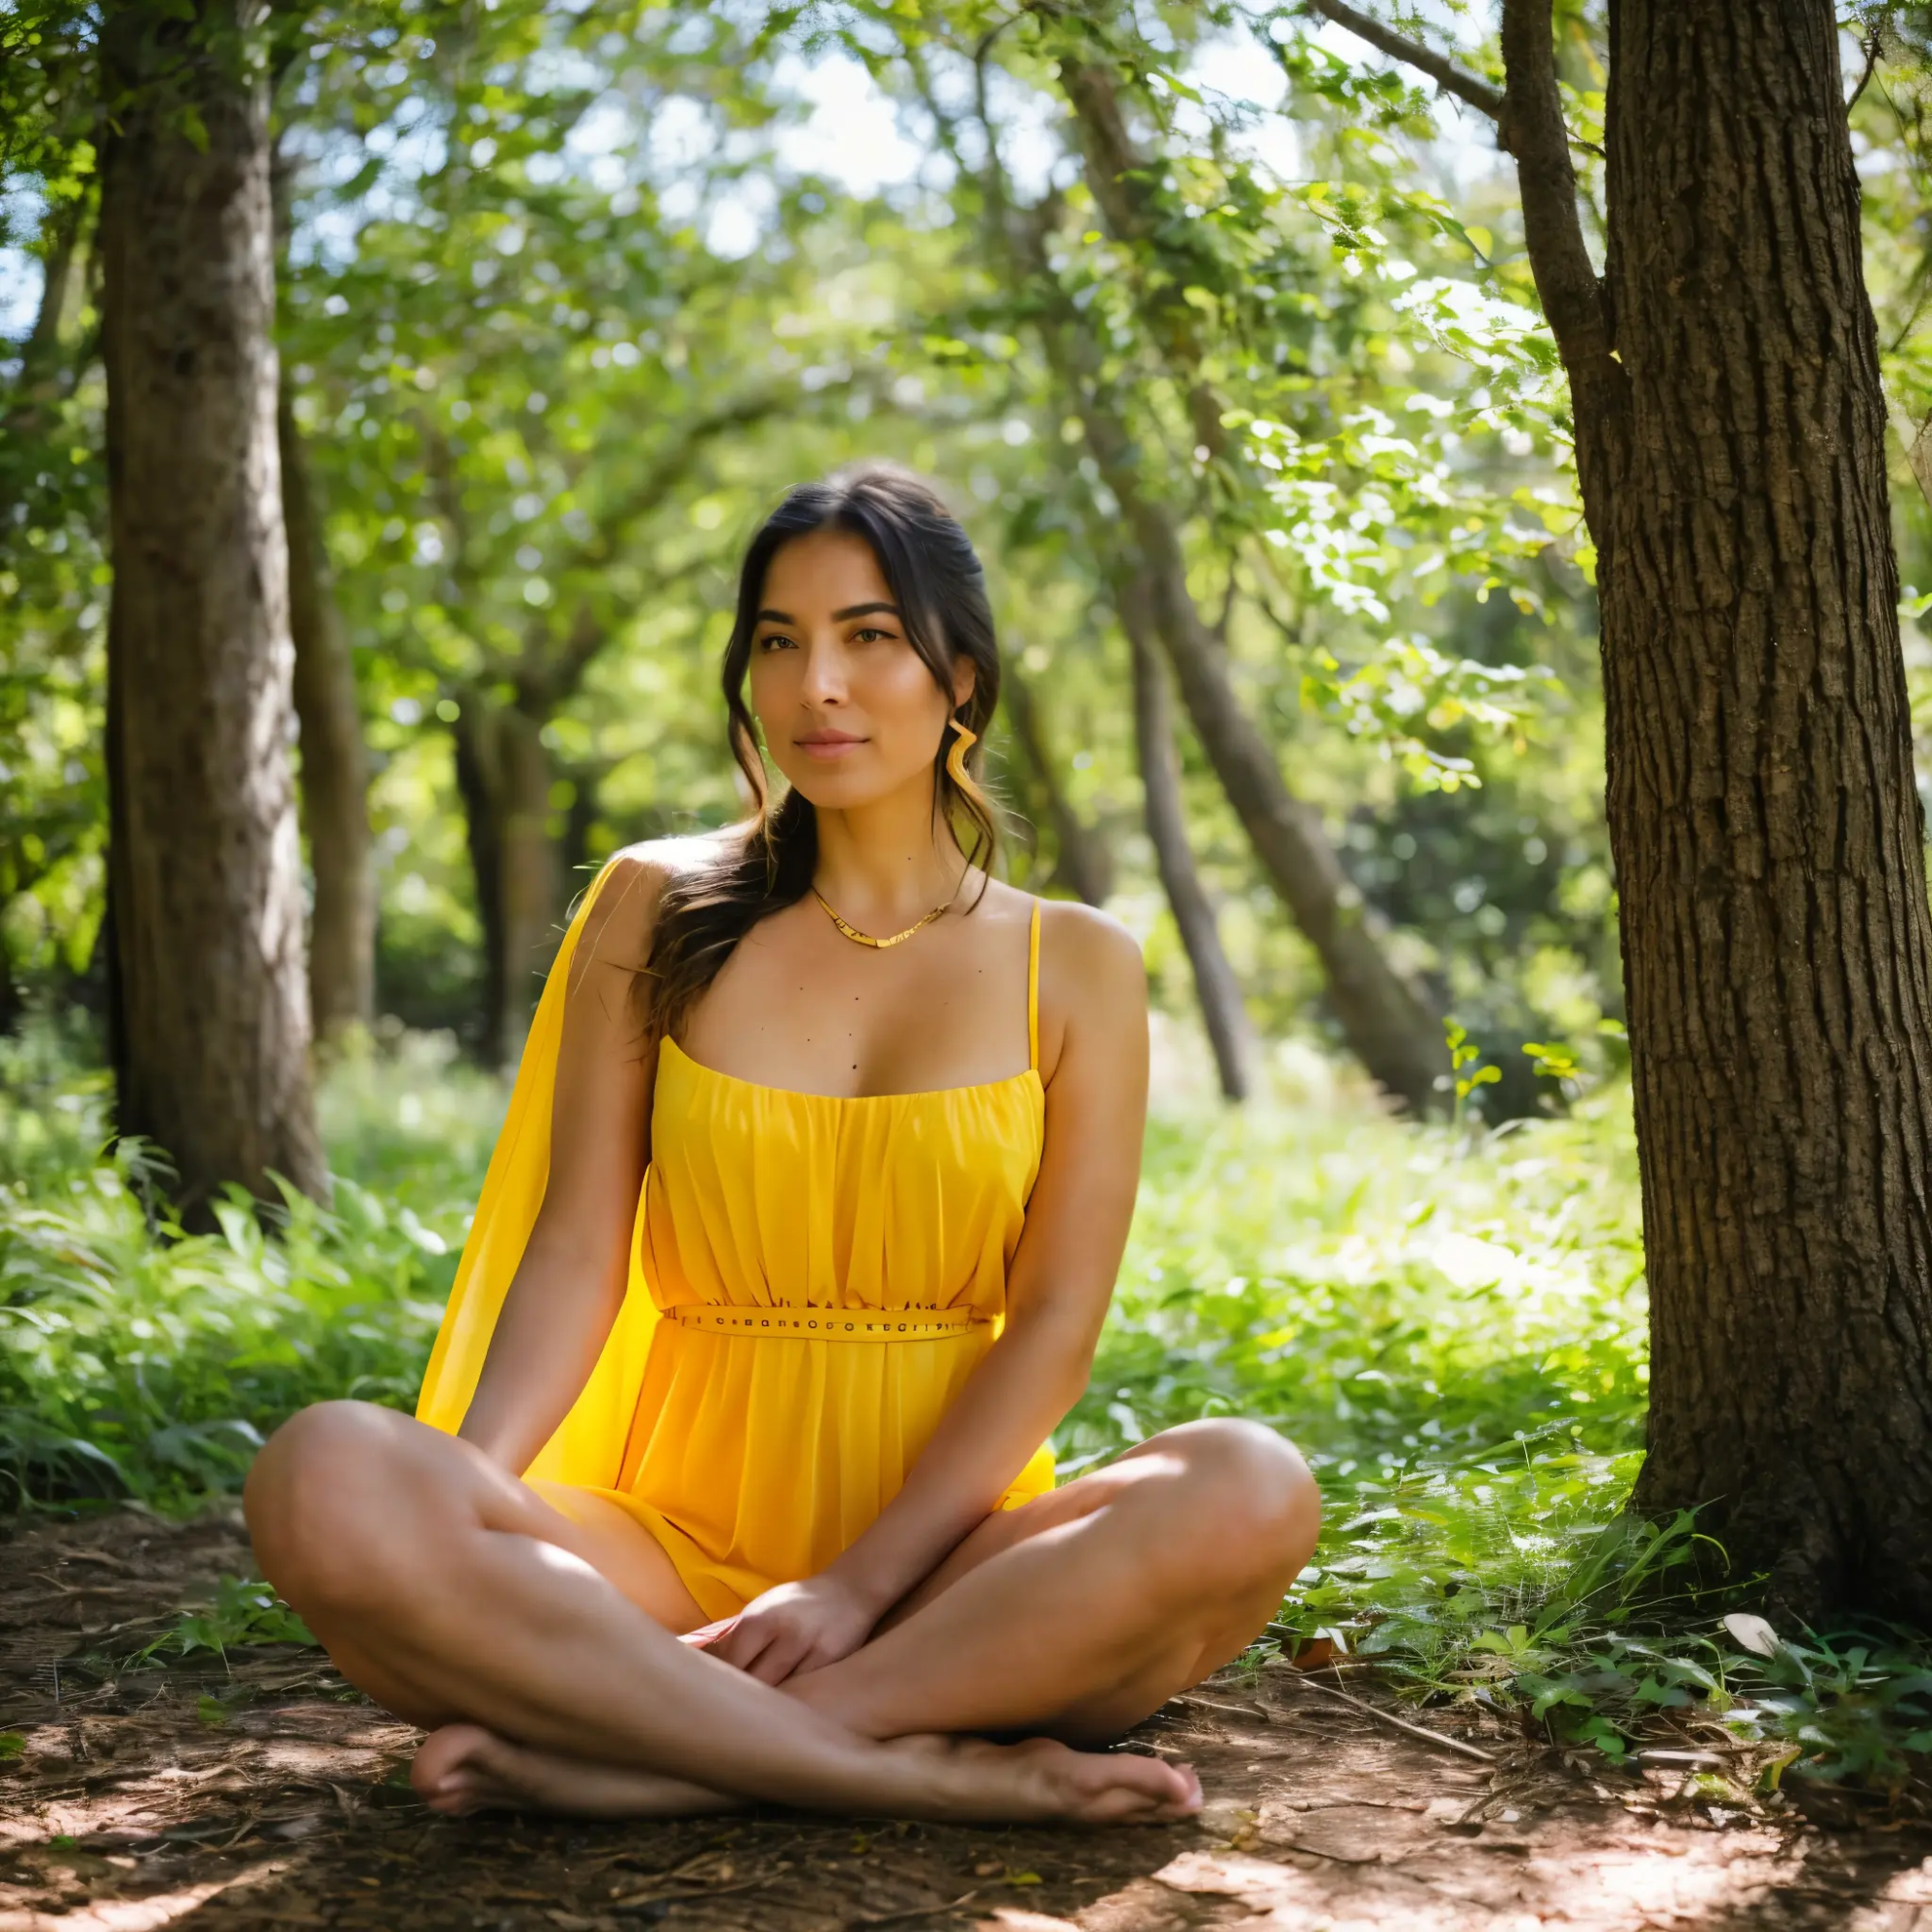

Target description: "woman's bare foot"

left=412, top=1722, right=1197, bottom=1825
left=412, top=1724, right=746, bottom=1819
left=890, top=1734, right=1202, bottom=1825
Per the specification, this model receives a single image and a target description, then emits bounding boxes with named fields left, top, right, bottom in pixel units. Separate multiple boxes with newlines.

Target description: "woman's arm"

left=456, top=854, right=666, bottom=1476
left=703, top=902, right=1149, bottom=1682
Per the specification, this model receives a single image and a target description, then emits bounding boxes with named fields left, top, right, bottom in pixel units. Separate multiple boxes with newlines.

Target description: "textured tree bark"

left=1123, top=583, right=1258, bottom=1102
left=279, top=392, right=374, bottom=1042
left=1001, top=663, right=1114, bottom=907
left=1313, top=0, right=1932, bottom=1616
left=1597, top=0, right=1932, bottom=1619
left=99, top=0, right=325, bottom=1224
left=452, top=701, right=559, bottom=1068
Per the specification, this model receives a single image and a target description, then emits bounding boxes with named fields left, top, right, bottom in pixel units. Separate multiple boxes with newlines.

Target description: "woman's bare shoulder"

left=1022, top=894, right=1148, bottom=1072
left=578, top=833, right=734, bottom=960
left=1034, top=895, right=1143, bottom=986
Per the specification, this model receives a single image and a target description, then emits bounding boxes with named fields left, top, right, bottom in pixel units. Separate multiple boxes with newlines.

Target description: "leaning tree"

left=1310, top=0, right=1932, bottom=1619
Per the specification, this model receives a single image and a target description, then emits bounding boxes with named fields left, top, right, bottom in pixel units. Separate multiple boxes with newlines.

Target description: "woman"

left=246, top=465, right=1320, bottom=1824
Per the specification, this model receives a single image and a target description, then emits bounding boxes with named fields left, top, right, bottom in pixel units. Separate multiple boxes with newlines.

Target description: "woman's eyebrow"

left=754, top=608, right=795, bottom=624
left=832, top=602, right=901, bottom=621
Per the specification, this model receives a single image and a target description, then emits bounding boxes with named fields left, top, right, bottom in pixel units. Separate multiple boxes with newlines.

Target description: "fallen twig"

left=1266, top=1665, right=1495, bottom=1765
left=1173, top=1692, right=1270, bottom=1722
left=854, top=1889, right=981, bottom=1925
left=609, top=1874, right=774, bottom=1912
left=1274, top=1838, right=1388, bottom=1866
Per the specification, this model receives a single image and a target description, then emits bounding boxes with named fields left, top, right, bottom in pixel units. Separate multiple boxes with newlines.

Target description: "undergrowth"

left=3, top=1014, right=1929, bottom=1793
left=0, top=1021, right=489, bottom=1503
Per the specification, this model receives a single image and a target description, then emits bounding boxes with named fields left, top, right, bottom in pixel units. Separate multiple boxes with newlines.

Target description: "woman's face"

left=748, top=528, right=972, bottom=812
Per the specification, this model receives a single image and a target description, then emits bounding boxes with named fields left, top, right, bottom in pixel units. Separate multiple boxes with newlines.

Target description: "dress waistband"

left=662, top=1304, right=988, bottom=1343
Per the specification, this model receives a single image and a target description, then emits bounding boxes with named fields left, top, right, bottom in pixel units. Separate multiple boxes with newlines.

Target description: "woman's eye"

left=758, top=633, right=798, bottom=652
left=852, top=627, right=891, bottom=644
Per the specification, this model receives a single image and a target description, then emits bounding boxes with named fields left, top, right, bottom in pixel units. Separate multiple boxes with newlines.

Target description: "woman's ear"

left=952, top=661, right=978, bottom=715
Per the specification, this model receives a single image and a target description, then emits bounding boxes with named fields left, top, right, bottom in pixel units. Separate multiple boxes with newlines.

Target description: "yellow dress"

left=415, top=860, right=1057, bottom=1620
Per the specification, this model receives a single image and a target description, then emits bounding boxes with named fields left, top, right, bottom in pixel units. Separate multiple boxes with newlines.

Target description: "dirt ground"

left=4, top=1508, right=1931, bottom=1931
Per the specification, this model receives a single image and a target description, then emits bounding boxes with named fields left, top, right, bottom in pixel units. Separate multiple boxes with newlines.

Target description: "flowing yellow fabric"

left=415, top=861, right=663, bottom=1487
left=417, top=866, right=1056, bottom=1619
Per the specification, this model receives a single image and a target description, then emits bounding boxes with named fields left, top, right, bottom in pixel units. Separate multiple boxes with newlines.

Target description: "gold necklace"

left=811, top=886, right=952, bottom=950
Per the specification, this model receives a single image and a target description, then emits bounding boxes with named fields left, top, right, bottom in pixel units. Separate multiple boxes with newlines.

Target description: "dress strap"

left=1027, top=900, right=1040, bottom=1073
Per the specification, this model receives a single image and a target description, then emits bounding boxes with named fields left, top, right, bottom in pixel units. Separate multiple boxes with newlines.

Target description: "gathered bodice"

left=639, top=1037, right=1045, bottom=1323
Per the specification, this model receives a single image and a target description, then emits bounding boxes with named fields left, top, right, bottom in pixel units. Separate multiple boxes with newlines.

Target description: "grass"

left=0, top=1020, right=487, bottom=1504
left=2, top=1012, right=1928, bottom=1793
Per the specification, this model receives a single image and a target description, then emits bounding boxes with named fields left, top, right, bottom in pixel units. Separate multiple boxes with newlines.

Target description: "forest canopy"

left=4, top=0, right=1656, bottom=1094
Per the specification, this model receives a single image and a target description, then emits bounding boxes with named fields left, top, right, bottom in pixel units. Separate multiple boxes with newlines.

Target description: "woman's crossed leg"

left=797, top=1417, right=1321, bottom=1743
left=243, top=1402, right=1202, bottom=1825
left=412, top=1415, right=1317, bottom=1813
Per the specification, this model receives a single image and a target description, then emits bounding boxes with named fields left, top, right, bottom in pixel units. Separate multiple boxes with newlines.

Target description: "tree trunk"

left=1611, top=0, right=1932, bottom=1619
left=557, top=762, right=607, bottom=902
left=1498, top=0, right=1932, bottom=1618
left=99, top=0, right=324, bottom=1225
left=996, top=209, right=1446, bottom=1109
left=1123, top=582, right=1259, bottom=1102
left=452, top=700, right=559, bottom=1068
left=1, top=199, right=86, bottom=1031
left=1104, top=434, right=1445, bottom=1111
left=279, top=391, right=374, bottom=1042
left=1001, top=664, right=1114, bottom=906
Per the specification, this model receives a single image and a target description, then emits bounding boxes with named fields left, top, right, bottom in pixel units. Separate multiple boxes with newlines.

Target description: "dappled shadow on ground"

left=3, top=1511, right=1929, bottom=1931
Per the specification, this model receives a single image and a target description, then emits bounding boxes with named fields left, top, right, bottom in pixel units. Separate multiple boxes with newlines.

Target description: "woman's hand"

left=682, top=1573, right=884, bottom=1685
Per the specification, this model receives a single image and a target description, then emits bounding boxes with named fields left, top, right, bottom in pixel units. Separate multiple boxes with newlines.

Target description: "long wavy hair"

left=638, top=464, right=1003, bottom=1042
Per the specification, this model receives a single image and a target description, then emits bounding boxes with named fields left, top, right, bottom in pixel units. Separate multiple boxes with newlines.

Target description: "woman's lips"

left=794, top=734, right=867, bottom=760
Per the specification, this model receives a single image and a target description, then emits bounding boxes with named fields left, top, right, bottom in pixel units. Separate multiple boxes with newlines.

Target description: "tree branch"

left=561, top=390, right=785, bottom=577
left=1, top=194, right=88, bottom=468
left=1496, top=0, right=1621, bottom=436
left=1889, top=399, right=1932, bottom=520
left=1301, top=0, right=1505, bottom=119
left=1297, top=0, right=1623, bottom=507
left=1055, top=58, right=1236, bottom=464
left=1846, top=30, right=1881, bottom=116
left=540, top=553, right=715, bottom=709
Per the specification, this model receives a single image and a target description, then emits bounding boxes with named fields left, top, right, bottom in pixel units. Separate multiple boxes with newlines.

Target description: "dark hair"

left=639, top=463, right=1002, bottom=1042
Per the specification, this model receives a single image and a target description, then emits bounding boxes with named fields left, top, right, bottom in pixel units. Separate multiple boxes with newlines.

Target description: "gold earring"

left=945, top=717, right=978, bottom=787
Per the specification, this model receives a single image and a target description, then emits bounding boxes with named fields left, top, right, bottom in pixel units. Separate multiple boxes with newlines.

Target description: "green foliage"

left=1059, top=1077, right=1932, bottom=1786
left=0, top=1020, right=487, bottom=1509
left=135, top=1575, right=316, bottom=1671
left=1719, top=1622, right=1932, bottom=1789
left=1, top=0, right=1929, bottom=1799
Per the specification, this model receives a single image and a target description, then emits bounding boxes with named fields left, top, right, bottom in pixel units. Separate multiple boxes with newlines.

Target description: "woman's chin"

left=777, top=762, right=921, bottom=812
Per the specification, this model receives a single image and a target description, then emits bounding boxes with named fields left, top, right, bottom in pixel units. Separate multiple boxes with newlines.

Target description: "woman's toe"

left=412, top=1723, right=497, bottom=1811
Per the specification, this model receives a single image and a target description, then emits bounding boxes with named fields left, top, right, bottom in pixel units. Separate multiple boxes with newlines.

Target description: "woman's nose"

left=801, top=639, right=848, bottom=705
